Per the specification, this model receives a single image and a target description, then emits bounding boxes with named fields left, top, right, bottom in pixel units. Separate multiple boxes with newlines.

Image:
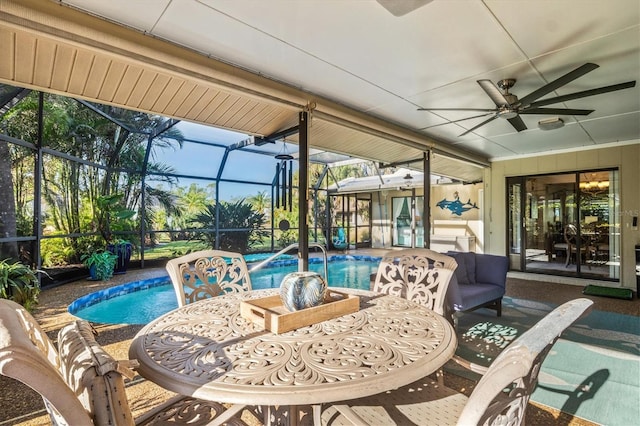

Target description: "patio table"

left=128, top=288, right=457, bottom=425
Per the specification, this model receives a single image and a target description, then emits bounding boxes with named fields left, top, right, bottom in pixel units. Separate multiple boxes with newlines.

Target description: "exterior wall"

left=370, top=184, right=484, bottom=253
left=487, top=142, right=640, bottom=288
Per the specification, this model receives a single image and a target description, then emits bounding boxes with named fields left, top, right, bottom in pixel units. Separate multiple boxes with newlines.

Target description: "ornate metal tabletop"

left=129, top=288, right=457, bottom=406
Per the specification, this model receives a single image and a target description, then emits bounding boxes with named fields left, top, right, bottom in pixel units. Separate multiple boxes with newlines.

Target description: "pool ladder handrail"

left=248, top=243, right=329, bottom=286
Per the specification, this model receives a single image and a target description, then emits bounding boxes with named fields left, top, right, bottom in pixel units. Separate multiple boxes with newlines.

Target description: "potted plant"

left=107, top=239, right=133, bottom=275
left=0, top=259, right=41, bottom=311
left=81, top=250, right=118, bottom=281
left=97, top=194, right=136, bottom=274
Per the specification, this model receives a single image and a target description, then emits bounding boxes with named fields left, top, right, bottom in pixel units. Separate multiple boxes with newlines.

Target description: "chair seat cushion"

left=455, top=283, right=504, bottom=311
left=57, top=320, right=135, bottom=425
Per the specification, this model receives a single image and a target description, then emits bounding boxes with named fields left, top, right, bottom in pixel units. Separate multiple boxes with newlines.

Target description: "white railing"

left=248, top=243, right=329, bottom=285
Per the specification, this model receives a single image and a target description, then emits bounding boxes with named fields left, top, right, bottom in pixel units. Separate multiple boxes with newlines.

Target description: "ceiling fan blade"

left=477, top=80, right=509, bottom=106
left=526, top=81, right=637, bottom=108
left=517, top=63, right=600, bottom=107
left=459, top=115, right=498, bottom=136
left=417, top=107, right=496, bottom=112
left=376, top=0, right=433, bottom=16
left=419, top=112, right=495, bottom=130
left=507, top=115, right=527, bottom=132
left=520, top=107, right=594, bottom=115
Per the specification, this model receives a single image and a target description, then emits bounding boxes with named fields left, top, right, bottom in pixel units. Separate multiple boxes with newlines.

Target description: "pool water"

left=71, top=255, right=380, bottom=325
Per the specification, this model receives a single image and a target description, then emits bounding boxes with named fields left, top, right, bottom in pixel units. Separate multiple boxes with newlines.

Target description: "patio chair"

left=371, top=248, right=458, bottom=387
left=166, top=249, right=252, bottom=307
left=332, top=227, right=348, bottom=251
left=319, top=298, right=594, bottom=426
left=372, top=248, right=458, bottom=317
left=0, top=299, right=247, bottom=425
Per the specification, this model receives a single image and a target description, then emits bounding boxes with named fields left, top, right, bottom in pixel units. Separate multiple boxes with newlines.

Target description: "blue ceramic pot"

left=279, top=271, right=327, bottom=311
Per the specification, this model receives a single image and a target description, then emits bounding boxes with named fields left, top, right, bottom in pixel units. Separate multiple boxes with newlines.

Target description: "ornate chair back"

left=372, top=248, right=457, bottom=316
left=457, top=298, right=593, bottom=425
left=1, top=300, right=235, bottom=425
left=0, top=299, right=94, bottom=424
left=166, top=250, right=252, bottom=307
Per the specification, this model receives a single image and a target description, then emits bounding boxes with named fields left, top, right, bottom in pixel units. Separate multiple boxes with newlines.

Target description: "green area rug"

left=583, top=284, right=634, bottom=300
left=448, top=297, right=639, bottom=425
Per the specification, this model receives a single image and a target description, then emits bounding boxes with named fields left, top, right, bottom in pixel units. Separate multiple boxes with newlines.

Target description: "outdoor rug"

left=447, top=297, right=639, bottom=425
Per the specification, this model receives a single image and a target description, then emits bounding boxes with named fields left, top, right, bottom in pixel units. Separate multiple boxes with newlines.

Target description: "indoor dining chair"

left=0, top=299, right=248, bottom=425
left=319, top=298, right=594, bottom=426
left=166, top=249, right=252, bottom=307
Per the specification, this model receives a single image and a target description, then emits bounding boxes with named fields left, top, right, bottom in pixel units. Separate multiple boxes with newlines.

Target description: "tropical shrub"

left=191, top=200, right=268, bottom=253
left=0, top=259, right=41, bottom=311
left=81, top=250, right=117, bottom=281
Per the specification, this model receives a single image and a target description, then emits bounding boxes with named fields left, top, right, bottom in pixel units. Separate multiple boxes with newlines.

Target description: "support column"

left=423, top=151, right=431, bottom=248
left=298, top=111, right=309, bottom=271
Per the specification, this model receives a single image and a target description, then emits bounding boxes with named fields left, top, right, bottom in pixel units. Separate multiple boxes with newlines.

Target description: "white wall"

left=370, top=184, right=484, bottom=253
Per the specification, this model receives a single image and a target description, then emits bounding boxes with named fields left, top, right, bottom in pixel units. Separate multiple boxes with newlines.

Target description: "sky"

left=151, top=121, right=299, bottom=201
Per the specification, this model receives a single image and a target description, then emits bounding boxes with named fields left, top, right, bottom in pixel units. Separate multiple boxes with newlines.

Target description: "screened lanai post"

left=34, top=92, right=44, bottom=270
left=215, top=148, right=230, bottom=250
left=140, top=118, right=179, bottom=267
left=298, top=110, right=309, bottom=271
left=424, top=150, right=431, bottom=248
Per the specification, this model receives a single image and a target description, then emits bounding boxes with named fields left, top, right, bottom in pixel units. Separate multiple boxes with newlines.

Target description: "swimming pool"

left=69, top=254, right=381, bottom=325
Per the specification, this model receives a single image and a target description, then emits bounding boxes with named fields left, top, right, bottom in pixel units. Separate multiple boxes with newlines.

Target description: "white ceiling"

left=54, top=0, right=639, bottom=162
left=0, top=0, right=640, bottom=177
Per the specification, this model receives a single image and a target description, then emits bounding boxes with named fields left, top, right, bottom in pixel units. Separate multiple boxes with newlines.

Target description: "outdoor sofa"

left=445, top=251, right=509, bottom=317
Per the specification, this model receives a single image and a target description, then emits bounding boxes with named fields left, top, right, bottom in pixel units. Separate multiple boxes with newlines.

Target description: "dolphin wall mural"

left=436, top=191, right=479, bottom=217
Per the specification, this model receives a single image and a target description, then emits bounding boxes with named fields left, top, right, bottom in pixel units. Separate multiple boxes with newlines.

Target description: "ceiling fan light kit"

left=538, top=117, right=564, bottom=131
left=417, top=63, right=636, bottom=136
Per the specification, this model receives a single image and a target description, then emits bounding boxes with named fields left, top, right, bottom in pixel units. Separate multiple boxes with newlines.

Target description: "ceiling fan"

left=418, top=63, right=636, bottom=136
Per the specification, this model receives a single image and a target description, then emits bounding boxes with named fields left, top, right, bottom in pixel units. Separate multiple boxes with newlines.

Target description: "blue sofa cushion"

left=447, top=251, right=476, bottom=285
left=474, top=253, right=509, bottom=287
left=455, top=283, right=504, bottom=311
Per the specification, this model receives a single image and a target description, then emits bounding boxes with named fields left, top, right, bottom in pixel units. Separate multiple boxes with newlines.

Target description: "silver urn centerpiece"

left=279, top=271, right=327, bottom=311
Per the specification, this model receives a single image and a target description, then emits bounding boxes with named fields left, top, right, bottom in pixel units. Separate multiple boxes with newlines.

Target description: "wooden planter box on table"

left=240, top=290, right=359, bottom=334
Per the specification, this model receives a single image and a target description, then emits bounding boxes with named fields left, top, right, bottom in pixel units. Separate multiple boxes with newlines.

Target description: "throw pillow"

left=57, top=320, right=136, bottom=425
left=448, top=252, right=470, bottom=285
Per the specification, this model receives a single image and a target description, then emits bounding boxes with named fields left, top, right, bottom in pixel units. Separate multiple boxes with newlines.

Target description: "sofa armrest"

left=474, top=253, right=509, bottom=288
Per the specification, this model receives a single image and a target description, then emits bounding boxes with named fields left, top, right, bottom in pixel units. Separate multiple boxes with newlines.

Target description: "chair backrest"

left=372, top=248, right=458, bottom=316
left=457, top=298, right=593, bottom=426
left=166, top=249, right=252, bottom=307
left=0, top=299, right=93, bottom=424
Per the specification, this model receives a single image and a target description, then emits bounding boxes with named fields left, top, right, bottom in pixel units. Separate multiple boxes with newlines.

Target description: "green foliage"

left=81, top=250, right=117, bottom=281
left=96, top=193, right=136, bottom=243
left=273, top=208, right=298, bottom=247
left=0, top=259, right=41, bottom=311
left=190, top=199, right=268, bottom=253
left=39, top=238, right=75, bottom=267
left=143, top=240, right=208, bottom=260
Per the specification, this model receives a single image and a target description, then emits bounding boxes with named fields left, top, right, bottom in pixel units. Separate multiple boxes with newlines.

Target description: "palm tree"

left=248, top=191, right=271, bottom=216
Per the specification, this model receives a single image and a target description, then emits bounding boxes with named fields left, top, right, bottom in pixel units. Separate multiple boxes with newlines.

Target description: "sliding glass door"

left=507, top=169, right=619, bottom=280
left=392, top=194, right=424, bottom=248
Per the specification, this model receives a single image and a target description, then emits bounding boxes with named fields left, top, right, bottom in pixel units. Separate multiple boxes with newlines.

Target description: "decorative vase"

left=279, top=271, right=327, bottom=311
left=107, top=242, right=132, bottom=275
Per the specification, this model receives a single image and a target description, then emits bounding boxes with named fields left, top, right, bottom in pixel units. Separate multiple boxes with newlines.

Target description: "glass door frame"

left=507, top=169, right=619, bottom=281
